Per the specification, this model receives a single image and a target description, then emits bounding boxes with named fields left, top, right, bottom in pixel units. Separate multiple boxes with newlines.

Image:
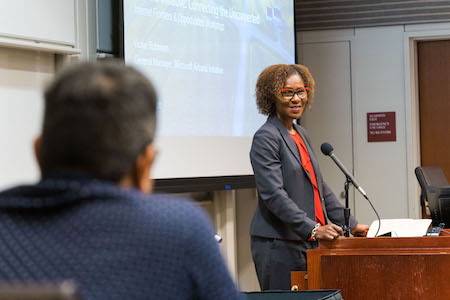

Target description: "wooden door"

left=417, top=40, right=450, bottom=181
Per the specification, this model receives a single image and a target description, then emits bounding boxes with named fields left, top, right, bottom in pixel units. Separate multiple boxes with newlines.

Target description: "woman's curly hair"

left=256, top=64, right=315, bottom=116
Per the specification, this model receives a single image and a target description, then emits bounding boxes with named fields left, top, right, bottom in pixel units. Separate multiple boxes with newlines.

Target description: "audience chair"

left=0, top=281, right=80, bottom=300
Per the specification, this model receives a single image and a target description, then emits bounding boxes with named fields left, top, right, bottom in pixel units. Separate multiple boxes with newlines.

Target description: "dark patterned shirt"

left=0, top=174, right=241, bottom=300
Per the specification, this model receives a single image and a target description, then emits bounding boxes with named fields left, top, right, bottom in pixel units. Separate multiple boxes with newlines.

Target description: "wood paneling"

left=417, top=40, right=450, bottom=181
left=290, top=271, right=308, bottom=291
left=321, top=255, right=450, bottom=300
left=295, top=0, right=450, bottom=31
left=303, top=237, right=450, bottom=300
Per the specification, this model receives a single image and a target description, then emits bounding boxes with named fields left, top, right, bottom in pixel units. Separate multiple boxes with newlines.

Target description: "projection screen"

left=123, top=0, right=296, bottom=190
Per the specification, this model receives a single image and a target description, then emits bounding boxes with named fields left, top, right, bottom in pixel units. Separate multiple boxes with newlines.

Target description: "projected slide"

left=124, top=0, right=295, bottom=138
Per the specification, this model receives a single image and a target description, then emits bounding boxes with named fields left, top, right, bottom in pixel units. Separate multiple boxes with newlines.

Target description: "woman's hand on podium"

left=316, top=223, right=344, bottom=240
left=351, top=223, right=370, bottom=237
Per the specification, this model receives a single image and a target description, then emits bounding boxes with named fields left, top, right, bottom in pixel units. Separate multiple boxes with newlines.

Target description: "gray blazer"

left=250, top=115, right=357, bottom=241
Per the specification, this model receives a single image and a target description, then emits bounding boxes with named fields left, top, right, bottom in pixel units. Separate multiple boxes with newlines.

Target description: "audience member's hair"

left=39, top=62, right=157, bottom=182
left=256, top=64, right=315, bottom=116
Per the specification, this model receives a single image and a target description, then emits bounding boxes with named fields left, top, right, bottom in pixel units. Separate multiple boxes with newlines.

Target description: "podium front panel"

left=306, top=236, right=450, bottom=300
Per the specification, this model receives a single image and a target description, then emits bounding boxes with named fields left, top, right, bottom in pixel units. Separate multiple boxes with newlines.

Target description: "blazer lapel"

left=295, top=124, right=330, bottom=222
left=269, top=116, right=301, bottom=165
left=296, top=126, right=318, bottom=174
left=294, top=125, right=315, bottom=184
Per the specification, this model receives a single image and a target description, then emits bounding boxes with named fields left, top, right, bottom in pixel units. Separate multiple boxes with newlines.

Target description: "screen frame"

left=118, top=0, right=298, bottom=193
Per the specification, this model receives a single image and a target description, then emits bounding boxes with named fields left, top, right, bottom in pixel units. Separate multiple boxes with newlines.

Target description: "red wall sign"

left=367, top=112, right=396, bottom=142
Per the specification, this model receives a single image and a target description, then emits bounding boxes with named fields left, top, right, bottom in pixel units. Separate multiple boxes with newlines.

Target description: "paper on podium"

left=367, top=219, right=432, bottom=237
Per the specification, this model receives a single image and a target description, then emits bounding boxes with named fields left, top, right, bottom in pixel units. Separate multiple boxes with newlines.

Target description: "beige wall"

left=192, top=189, right=260, bottom=291
left=0, top=48, right=54, bottom=189
left=298, top=22, right=450, bottom=226
left=236, top=188, right=260, bottom=291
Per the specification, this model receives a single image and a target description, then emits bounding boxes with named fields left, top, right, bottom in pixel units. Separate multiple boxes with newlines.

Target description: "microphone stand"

left=343, top=176, right=351, bottom=237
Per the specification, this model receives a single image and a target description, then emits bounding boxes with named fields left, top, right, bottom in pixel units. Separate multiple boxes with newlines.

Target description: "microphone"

left=320, top=143, right=367, bottom=197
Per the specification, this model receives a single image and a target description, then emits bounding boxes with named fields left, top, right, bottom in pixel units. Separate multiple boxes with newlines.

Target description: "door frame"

left=403, top=24, right=450, bottom=218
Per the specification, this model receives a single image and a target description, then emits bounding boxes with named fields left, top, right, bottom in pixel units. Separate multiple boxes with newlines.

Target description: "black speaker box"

left=243, top=289, right=342, bottom=300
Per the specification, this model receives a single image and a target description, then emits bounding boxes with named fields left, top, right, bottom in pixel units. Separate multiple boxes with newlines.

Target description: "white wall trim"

left=403, top=28, right=450, bottom=218
left=0, top=35, right=80, bottom=55
left=75, top=0, right=98, bottom=61
left=348, top=39, right=357, bottom=215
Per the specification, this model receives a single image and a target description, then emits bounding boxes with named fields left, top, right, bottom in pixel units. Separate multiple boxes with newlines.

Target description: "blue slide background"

left=124, top=0, right=295, bottom=137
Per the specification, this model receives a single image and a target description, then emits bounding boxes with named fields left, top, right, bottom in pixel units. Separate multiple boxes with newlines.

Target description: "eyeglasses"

left=280, top=87, right=310, bottom=100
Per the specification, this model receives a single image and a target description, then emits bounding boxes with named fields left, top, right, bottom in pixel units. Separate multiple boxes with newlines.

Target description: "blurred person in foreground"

left=249, top=64, right=369, bottom=290
left=0, top=62, right=241, bottom=300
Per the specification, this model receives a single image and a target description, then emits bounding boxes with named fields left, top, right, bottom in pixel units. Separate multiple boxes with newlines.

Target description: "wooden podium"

left=292, top=236, right=450, bottom=300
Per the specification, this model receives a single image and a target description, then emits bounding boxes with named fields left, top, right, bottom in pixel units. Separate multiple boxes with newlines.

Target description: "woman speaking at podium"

left=249, top=64, right=369, bottom=291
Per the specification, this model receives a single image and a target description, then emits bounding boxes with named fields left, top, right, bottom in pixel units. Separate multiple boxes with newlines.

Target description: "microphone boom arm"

left=329, top=153, right=367, bottom=197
